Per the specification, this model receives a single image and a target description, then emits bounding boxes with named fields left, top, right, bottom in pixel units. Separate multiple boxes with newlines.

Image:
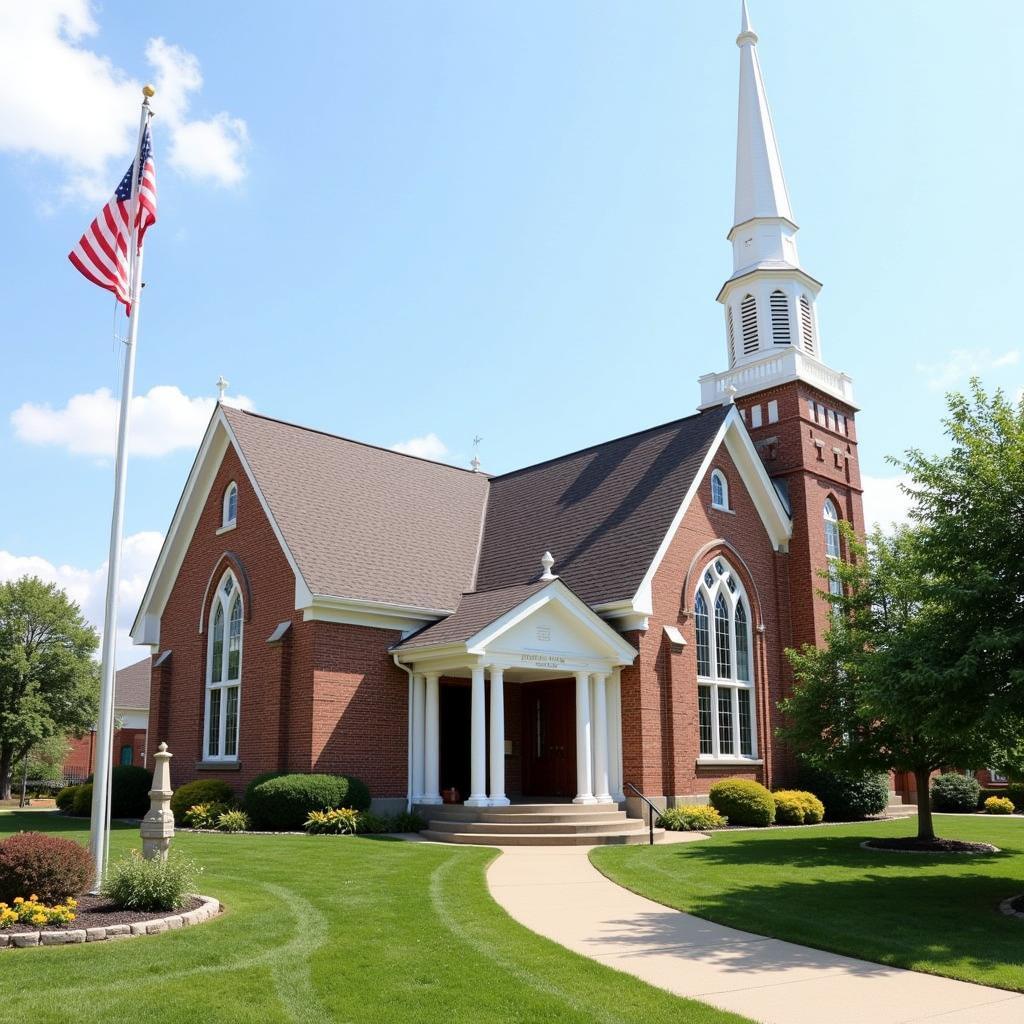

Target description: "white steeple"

left=699, top=2, right=855, bottom=410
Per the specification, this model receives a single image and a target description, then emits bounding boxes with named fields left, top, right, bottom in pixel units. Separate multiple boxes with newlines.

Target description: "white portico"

left=393, top=562, right=637, bottom=809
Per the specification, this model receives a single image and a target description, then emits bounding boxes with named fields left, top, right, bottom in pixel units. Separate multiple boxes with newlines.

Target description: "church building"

left=132, top=4, right=864, bottom=841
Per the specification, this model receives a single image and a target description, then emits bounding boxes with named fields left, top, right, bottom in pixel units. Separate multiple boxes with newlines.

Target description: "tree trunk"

left=0, top=750, right=12, bottom=802
left=915, top=767, right=935, bottom=842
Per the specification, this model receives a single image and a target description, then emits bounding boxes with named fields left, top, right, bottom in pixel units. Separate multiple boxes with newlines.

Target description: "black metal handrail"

left=624, top=782, right=659, bottom=845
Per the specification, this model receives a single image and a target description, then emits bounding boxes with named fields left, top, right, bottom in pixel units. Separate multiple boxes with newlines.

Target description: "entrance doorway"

left=521, top=681, right=576, bottom=797
left=439, top=684, right=471, bottom=801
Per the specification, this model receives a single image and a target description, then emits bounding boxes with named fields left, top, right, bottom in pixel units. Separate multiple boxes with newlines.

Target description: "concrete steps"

left=415, top=802, right=664, bottom=846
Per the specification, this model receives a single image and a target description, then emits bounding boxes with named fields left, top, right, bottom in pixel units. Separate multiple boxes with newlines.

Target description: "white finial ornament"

left=216, top=375, right=229, bottom=402
left=470, top=434, right=483, bottom=472
left=540, top=551, right=556, bottom=581
left=724, top=384, right=738, bottom=406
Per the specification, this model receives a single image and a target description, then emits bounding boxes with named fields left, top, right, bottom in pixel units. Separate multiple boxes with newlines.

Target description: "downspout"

left=393, top=654, right=415, bottom=813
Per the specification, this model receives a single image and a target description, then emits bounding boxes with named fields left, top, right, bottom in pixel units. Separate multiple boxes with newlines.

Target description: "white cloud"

left=0, top=2, right=248, bottom=202
left=861, top=474, right=914, bottom=531
left=0, top=531, right=163, bottom=668
left=916, top=348, right=1021, bottom=391
left=11, top=385, right=254, bottom=458
left=391, top=433, right=450, bottom=461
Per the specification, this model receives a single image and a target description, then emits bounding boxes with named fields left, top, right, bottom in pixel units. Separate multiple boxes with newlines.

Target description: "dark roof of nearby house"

left=395, top=580, right=551, bottom=650
left=222, top=407, right=491, bottom=612
left=474, top=405, right=730, bottom=606
left=115, top=657, right=151, bottom=710
left=219, top=403, right=732, bottom=618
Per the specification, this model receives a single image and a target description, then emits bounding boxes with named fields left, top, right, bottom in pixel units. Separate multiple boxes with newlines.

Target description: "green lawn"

left=0, top=813, right=748, bottom=1024
left=591, top=816, right=1024, bottom=992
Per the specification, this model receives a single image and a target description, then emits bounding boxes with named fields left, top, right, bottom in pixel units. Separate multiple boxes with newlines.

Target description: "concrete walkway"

left=486, top=835, right=1024, bottom=1024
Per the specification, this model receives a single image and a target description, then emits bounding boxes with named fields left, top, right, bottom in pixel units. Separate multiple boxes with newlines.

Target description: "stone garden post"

left=140, top=742, right=175, bottom=861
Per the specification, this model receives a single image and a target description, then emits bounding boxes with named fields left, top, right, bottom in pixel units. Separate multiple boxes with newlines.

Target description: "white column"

left=608, top=670, right=624, bottom=802
left=422, top=673, right=442, bottom=804
left=411, top=674, right=425, bottom=803
left=573, top=670, right=596, bottom=804
left=591, top=672, right=612, bottom=803
left=466, top=665, right=489, bottom=807
left=488, top=666, right=509, bottom=806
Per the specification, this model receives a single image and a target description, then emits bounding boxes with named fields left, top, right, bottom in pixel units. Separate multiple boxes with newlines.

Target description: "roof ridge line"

left=488, top=406, right=729, bottom=482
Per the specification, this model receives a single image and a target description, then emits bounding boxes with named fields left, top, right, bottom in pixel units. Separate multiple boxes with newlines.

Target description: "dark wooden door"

left=521, top=682, right=576, bottom=797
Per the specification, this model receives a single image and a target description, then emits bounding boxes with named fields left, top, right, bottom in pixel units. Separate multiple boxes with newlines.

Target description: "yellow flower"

left=13, top=897, right=23, bottom=904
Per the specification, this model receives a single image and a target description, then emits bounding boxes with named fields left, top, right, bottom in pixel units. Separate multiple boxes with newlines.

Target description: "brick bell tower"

left=698, top=0, right=864, bottom=651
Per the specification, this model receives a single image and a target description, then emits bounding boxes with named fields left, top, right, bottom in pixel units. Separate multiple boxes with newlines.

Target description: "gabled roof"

left=474, top=406, right=731, bottom=607
left=115, top=656, right=151, bottom=710
left=221, top=407, right=489, bottom=612
left=395, top=581, right=550, bottom=651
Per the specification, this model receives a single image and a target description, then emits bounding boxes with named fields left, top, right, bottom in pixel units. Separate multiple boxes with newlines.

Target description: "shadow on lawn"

left=0, top=811, right=137, bottom=834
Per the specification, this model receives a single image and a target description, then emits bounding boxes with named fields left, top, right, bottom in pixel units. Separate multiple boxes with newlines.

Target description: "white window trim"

left=710, top=469, right=731, bottom=512
left=222, top=481, right=238, bottom=530
left=695, top=557, right=758, bottom=762
left=203, top=569, right=242, bottom=762
left=824, top=499, right=842, bottom=597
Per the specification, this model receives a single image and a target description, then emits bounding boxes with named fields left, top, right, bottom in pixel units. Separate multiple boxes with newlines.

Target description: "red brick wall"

left=64, top=726, right=147, bottom=777
left=148, top=443, right=308, bottom=799
left=621, top=442, right=791, bottom=801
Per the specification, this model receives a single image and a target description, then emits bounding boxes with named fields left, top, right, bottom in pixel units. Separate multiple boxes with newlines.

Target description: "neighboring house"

left=64, top=657, right=151, bottom=780
left=130, top=9, right=865, bottom=818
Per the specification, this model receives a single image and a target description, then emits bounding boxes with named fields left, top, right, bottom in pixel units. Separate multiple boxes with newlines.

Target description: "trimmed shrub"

left=930, top=773, right=980, bottom=813
left=110, top=765, right=153, bottom=818
left=772, top=789, right=825, bottom=825
left=55, top=786, right=78, bottom=813
left=984, top=795, right=1015, bottom=815
left=657, top=804, right=728, bottom=831
left=102, top=851, right=199, bottom=912
left=709, top=779, right=775, bottom=827
left=304, top=808, right=360, bottom=835
left=246, top=773, right=370, bottom=830
left=182, top=802, right=230, bottom=829
left=0, top=832, right=92, bottom=903
left=170, top=779, right=236, bottom=821
left=1008, top=782, right=1024, bottom=807
left=795, top=761, right=889, bottom=821
left=356, top=811, right=392, bottom=835
left=391, top=810, right=426, bottom=833
left=216, top=809, right=251, bottom=832
left=243, top=771, right=286, bottom=809
left=71, top=783, right=93, bottom=817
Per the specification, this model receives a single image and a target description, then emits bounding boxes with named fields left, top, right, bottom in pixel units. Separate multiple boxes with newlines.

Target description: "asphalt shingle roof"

left=115, top=657, right=151, bottom=710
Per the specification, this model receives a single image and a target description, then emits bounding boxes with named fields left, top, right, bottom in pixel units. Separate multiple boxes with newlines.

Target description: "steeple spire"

left=734, top=0, right=793, bottom=230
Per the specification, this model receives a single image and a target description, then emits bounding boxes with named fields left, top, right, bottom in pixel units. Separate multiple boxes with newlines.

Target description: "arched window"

left=710, top=469, right=729, bottom=510
left=824, top=499, right=842, bottom=598
left=694, top=557, right=757, bottom=760
left=800, top=295, right=815, bottom=355
left=740, top=294, right=759, bottom=355
left=770, top=289, right=791, bottom=344
left=727, top=307, right=737, bottom=366
left=205, top=571, right=242, bottom=761
left=222, top=482, right=238, bottom=529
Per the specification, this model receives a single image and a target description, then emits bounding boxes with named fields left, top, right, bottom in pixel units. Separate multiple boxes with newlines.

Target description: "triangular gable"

left=624, top=406, right=791, bottom=619
left=130, top=407, right=309, bottom=647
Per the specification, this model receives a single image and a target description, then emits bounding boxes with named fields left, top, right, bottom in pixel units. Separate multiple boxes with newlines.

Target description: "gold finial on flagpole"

left=142, top=84, right=156, bottom=98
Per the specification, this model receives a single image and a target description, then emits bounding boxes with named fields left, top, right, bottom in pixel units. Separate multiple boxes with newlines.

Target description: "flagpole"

left=89, top=85, right=155, bottom=890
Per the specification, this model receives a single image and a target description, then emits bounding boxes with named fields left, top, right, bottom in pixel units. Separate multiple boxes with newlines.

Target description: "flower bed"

left=0, top=893, right=220, bottom=947
left=861, top=838, right=999, bottom=855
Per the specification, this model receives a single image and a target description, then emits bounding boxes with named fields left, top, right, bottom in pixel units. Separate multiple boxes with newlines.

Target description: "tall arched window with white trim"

left=740, top=294, right=759, bottom=355
left=694, top=557, right=757, bottom=760
left=800, top=295, right=816, bottom=355
left=770, top=289, right=790, bottom=344
left=222, top=482, right=238, bottom=528
left=824, top=499, right=842, bottom=598
left=205, top=571, right=242, bottom=760
left=710, top=469, right=729, bottom=510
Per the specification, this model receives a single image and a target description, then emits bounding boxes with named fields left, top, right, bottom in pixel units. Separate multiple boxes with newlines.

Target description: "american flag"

left=68, top=125, right=157, bottom=313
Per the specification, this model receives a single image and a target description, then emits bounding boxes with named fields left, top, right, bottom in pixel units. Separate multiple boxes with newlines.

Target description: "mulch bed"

left=862, top=837, right=999, bottom=855
left=1, top=894, right=202, bottom=935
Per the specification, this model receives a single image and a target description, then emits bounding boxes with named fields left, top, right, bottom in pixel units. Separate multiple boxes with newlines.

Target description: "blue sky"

left=1, top=1, right=1022, bottom=663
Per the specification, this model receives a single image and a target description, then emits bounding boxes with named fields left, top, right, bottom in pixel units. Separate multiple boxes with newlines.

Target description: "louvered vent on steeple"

left=799, top=294, right=815, bottom=355
left=740, top=294, right=758, bottom=354
left=770, top=290, right=790, bottom=345
left=727, top=307, right=737, bottom=365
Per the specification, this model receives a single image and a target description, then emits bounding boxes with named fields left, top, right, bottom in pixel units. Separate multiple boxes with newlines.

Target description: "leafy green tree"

left=0, top=577, right=99, bottom=799
left=12, top=733, right=73, bottom=785
left=781, top=526, right=1003, bottom=842
left=896, top=382, right=1024, bottom=721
